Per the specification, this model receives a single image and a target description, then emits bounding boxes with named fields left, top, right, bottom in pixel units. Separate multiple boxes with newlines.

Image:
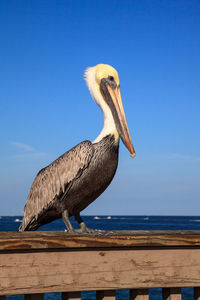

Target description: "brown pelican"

left=19, top=64, right=135, bottom=232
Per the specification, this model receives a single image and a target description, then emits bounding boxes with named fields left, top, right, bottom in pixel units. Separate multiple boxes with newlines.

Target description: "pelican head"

left=85, top=64, right=135, bottom=158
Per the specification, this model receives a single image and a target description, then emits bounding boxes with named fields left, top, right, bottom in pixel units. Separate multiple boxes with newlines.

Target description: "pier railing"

left=1, top=230, right=200, bottom=299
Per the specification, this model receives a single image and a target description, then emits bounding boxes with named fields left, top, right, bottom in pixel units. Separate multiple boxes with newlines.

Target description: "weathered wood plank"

left=130, top=288, right=149, bottom=299
left=162, top=288, right=181, bottom=300
left=1, top=248, right=200, bottom=295
left=25, top=294, right=44, bottom=300
left=96, top=290, right=115, bottom=299
left=194, top=287, right=200, bottom=300
left=62, top=291, right=81, bottom=299
left=1, top=230, right=200, bottom=251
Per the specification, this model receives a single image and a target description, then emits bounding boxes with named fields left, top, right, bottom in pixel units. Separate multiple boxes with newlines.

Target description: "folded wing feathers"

left=20, top=141, right=94, bottom=230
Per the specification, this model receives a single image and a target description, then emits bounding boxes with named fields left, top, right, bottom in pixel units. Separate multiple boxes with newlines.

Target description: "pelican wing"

left=20, top=141, right=94, bottom=230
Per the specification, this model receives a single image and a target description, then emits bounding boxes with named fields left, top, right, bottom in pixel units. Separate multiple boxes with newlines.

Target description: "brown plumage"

left=19, top=136, right=118, bottom=231
left=19, top=141, right=93, bottom=231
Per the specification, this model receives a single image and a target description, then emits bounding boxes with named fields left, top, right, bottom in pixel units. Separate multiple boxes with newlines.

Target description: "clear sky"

left=0, top=0, right=200, bottom=216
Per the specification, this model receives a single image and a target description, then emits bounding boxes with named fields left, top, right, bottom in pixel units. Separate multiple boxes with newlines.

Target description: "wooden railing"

left=1, top=230, right=200, bottom=299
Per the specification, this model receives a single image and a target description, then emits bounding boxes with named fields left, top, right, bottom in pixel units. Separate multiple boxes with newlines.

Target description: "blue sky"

left=0, top=0, right=200, bottom=216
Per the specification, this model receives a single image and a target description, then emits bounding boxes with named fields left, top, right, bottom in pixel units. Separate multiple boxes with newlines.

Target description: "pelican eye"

left=108, top=76, right=114, bottom=81
left=107, top=75, right=117, bottom=88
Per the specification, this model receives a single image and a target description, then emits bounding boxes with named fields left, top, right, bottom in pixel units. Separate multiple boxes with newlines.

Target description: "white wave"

left=190, top=219, right=200, bottom=223
left=94, top=216, right=100, bottom=220
left=15, top=218, right=22, bottom=222
left=107, top=216, right=111, bottom=219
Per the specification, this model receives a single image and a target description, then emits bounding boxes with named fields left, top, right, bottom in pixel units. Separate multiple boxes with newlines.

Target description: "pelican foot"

left=65, top=222, right=103, bottom=234
left=74, top=222, right=96, bottom=233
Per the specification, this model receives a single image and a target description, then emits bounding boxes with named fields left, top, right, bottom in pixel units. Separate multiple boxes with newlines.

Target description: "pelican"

left=19, top=64, right=135, bottom=232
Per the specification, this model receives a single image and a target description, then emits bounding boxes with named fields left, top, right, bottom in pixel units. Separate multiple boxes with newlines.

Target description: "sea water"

left=1, top=215, right=199, bottom=300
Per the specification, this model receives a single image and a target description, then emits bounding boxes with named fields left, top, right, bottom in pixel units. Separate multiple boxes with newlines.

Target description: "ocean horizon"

left=1, top=215, right=200, bottom=232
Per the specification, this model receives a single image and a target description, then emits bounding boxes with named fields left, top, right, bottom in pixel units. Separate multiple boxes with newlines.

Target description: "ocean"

left=1, top=215, right=199, bottom=300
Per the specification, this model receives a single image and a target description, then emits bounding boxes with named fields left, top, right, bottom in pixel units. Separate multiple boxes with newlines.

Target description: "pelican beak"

left=100, top=78, right=135, bottom=158
left=107, top=85, right=135, bottom=158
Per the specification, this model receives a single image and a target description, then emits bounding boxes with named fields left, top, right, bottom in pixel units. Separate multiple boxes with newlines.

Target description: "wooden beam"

left=194, top=287, right=200, bottom=300
left=1, top=248, right=200, bottom=295
left=162, top=288, right=181, bottom=300
left=62, top=292, right=81, bottom=299
left=96, top=290, right=115, bottom=299
left=130, top=289, right=149, bottom=299
left=25, top=294, right=44, bottom=300
left=1, top=230, right=200, bottom=251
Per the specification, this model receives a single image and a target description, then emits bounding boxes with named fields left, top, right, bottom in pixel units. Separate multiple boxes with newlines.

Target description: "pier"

left=1, top=230, right=200, bottom=299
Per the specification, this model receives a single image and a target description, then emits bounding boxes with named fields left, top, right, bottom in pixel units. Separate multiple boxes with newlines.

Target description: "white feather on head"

left=84, top=64, right=119, bottom=143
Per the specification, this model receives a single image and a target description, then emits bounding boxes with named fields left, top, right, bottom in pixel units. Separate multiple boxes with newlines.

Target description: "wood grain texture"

left=130, top=289, right=149, bottom=299
left=1, top=248, right=200, bottom=295
left=162, top=288, right=181, bottom=300
left=1, top=230, right=200, bottom=251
